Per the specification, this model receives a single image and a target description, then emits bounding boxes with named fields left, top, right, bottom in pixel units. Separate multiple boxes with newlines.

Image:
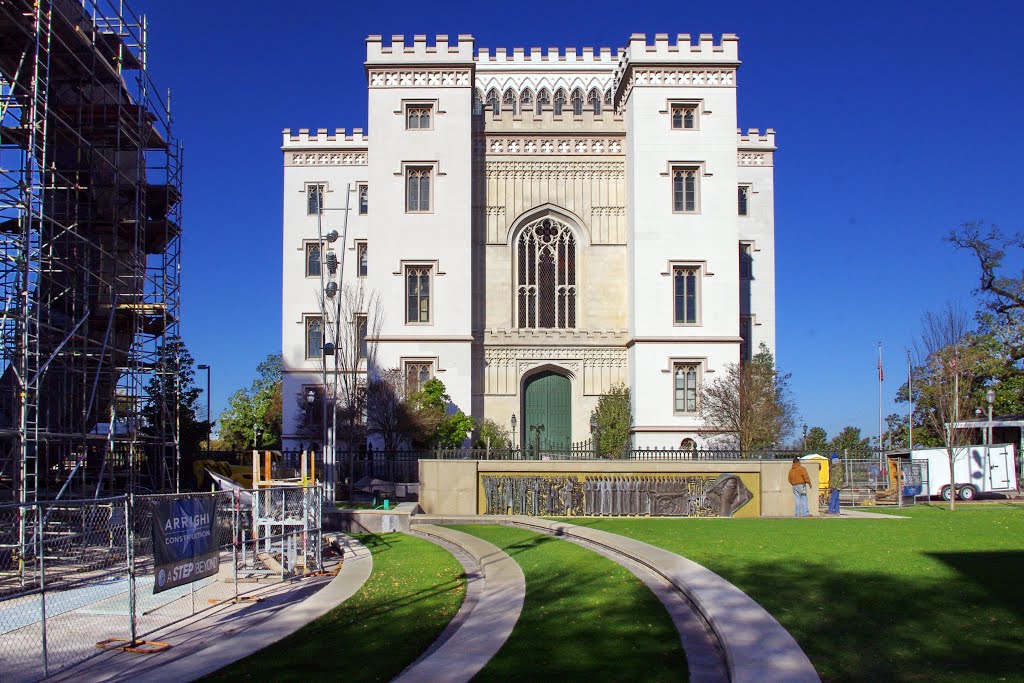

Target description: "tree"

left=804, top=426, right=829, bottom=454
left=827, top=426, right=871, bottom=455
left=475, top=418, right=511, bottom=450
left=365, top=368, right=438, bottom=451
left=591, top=383, right=632, bottom=457
left=217, top=354, right=283, bottom=450
left=411, top=378, right=474, bottom=449
left=913, top=303, right=986, bottom=510
left=700, top=343, right=797, bottom=452
left=140, top=336, right=209, bottom=467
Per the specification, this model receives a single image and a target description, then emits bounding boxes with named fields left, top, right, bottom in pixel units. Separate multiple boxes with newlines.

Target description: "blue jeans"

left=792, top=484, right=809, bottom=517
left=828, top=488, right=841, bottom=514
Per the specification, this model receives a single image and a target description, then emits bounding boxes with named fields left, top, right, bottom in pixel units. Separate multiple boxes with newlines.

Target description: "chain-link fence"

left=0, top=485, right=323, bottom=682
left=830, top=458, right=930, bottom=509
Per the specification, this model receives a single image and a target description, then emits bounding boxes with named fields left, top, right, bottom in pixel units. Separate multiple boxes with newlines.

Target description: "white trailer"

left=911, top=444, right=1018, bottom=501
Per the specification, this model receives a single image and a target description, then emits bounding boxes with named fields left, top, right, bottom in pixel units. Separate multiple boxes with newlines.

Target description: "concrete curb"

left=394, top=525, right=525, bottom=683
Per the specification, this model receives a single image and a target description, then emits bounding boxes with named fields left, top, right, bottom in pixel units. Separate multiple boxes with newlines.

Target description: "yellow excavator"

left=192, top=452, right=294, bottom=490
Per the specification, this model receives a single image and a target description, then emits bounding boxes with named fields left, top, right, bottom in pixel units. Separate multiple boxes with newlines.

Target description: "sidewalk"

left=50, top=535, right=372, bottom=683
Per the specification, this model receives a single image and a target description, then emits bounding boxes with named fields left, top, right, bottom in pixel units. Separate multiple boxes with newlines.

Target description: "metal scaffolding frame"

left=0, top=0, right=182, bottom=504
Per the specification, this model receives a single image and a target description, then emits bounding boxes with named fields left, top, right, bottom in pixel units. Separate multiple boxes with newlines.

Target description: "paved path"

left=394, top=525, right=524, bottom=683
left=413, top=516, right=819, bottom=683
left=50, top=535, right=373, bottom=683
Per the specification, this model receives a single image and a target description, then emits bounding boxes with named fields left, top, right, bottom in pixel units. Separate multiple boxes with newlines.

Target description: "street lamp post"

left=986, top=389, right=995, bottom=446
left=197, top=364, right=211, bottom=459
left=510, top=413, right=517, bottom=453
left=802, top=423, right=807, bottom=452
left=590, top=413, right=600, bottom=456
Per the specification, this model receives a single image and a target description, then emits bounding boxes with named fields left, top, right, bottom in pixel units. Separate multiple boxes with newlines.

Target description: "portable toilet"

left=801, top=454, right=829, bottom=510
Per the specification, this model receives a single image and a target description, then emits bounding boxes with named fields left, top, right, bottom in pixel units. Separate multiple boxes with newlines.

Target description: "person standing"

left=788, top=458, right=812, bottom=517
left=827, top=454, right=844, bottom=515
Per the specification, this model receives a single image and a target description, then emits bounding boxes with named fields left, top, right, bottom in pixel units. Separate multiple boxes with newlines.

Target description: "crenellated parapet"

left=613, top=33, right=741, bottom=111
left=476, top=46, right=622, bottom=65
left=480, top=106, right=624, bottom=132
left=282, top=128, right=368, bottom=167
left=736, top=128, right=776, bottom=167
left=366, top=34, right=475, bottom=64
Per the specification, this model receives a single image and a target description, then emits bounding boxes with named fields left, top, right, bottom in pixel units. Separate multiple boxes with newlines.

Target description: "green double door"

left=524, top=371, right=571, bottom=450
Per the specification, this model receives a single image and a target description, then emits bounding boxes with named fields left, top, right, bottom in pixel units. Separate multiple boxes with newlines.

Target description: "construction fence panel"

left=838, top=458, right=930, bottom=509
left=0, top=486, right=323, bottom=683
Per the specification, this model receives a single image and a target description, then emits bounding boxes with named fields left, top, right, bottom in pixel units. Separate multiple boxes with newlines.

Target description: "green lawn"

left=451, top=524, right=687, bottom=682
left=205, top=532, right=465, bottom=682
left=575, top=504, right=1024, bottom=682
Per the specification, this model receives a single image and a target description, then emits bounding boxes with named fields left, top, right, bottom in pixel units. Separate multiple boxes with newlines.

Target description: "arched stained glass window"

left=502, top=89, right=518, bottom=116
left=587, top=88, right=602, bottom=114
left=536, top=88, right=551, bottom=114
left=516, top=217, right=576, bottom=329
left=570, top=88, right=584, bottom=116
left=553, top=88, right=567, bottom=115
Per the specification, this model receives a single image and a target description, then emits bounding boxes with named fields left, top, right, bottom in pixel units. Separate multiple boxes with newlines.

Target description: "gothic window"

left=738, top=185, right=750, bottom=216
left=520, top=89, right=534, bottom=114
left=587, top=88, right=602, bottom=114
left=356, top=314, right=368, bottom=360
left=356, top=241, right=367, bottom=277
left=674, top=363, right=699, bottom=413
left=307, top=184, right=324, bottom=215
left=739, top=242, right=753, bottom=279
left=603, top=89, right=612, bottom=106
left=672, top=167, right=698, bottom=213
left=516, top=217, right=576, bottom=329
left=406, top=167, right=431, bottom=212
left=473, top=89, right=483, bottom=115
left=306, top=317, right=323, bottom=359
left=553, top=88, right=567, bottom=115
left=358, top=184, right=368, bottom=215
left=406, top=265, right=432, bottom=323
left=673, top=266, right=699, bottom=324
left=740, top=316, right=752, bottom=362
left=570, top=88, right=584, bottom=116
left=671, top=103, right=698, bottom=130
left=406, top=104, right=432, bottom=129
left=537, top=88, right=551, bottom=114
left=486, top=88, right=500, bottom=114
left=305, top=243, right=321, bottom=278
left=502, top=88, right=517, bottom=116
left=404, top=361, right=433, bottom=394
left=680, top=437, right=697, bottom=451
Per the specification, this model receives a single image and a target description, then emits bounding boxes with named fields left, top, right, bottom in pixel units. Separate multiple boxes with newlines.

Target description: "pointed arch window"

left=502, top=89, right=517, bottom=116
left=553, top=89, right=567, bottom=115
left=306, top=317, right=324, bottom=359
left=603, top=89, right=613, bottom=106
left=305, top=243, right=321, bottom=278
left=516, top=217, right=576, bottom=329
left=520, top=89, right=534, bottom=114
left=473, top=89, right=483, bottom=115
left=570, top=88, right=584, bottom=116
left=674, top=363, right=699, bottom=413
left=486, top=89, right=500, bottom=114
left=537, top=88, right=551, bottom=114
left=588, top=88, right=602, bottom=115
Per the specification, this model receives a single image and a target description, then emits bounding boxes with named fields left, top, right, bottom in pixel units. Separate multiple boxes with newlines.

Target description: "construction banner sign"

left=151, top=498, right=220, bottom=594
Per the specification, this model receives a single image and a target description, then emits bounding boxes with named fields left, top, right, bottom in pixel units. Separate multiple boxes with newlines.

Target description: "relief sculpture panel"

left=479, top=473, right=758, bottom=518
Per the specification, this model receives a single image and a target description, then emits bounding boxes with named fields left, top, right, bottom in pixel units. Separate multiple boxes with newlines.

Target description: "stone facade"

left=281, top=33, right=777, bottom=450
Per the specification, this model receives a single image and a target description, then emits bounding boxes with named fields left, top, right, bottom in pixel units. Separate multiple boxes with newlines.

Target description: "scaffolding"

left=0, top=0, right=182, bottom=504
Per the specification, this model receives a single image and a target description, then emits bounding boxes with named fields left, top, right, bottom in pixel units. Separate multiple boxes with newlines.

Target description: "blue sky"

left=140, top=0, right=1022, bottom=442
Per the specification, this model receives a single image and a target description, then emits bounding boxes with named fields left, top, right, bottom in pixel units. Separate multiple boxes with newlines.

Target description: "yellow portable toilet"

left=801, top=454, right=829, bottom=510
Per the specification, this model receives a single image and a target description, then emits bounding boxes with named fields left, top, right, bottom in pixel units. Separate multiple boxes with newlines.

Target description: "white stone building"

left=281, top=33, right=776, bottom=451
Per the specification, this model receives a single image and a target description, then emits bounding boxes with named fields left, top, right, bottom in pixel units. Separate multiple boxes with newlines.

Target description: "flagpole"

left=907, top=349, right=913, bottom=453
left=878, top=341, right=884, bottom=467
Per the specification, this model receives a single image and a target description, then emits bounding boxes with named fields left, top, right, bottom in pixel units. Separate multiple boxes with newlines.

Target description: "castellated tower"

left=280, top=33, right=776, bottom=454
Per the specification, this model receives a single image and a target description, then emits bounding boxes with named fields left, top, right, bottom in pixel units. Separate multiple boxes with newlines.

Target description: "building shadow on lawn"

left=716, top=555, right=1024, bottom=682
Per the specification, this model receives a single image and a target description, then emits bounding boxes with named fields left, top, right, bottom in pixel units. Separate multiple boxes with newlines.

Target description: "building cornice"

left=627, top=336, right=742, bottom=348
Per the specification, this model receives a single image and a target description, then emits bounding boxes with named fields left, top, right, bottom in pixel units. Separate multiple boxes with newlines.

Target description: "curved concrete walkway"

left=51, top=535, right=373, bottom=683
left=412, top=516, right=819, bottom=683
left=394, top=524, right=525, bottom=683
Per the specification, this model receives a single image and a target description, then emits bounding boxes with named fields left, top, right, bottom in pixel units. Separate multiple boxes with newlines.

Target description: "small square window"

left=673, top=266, right=700, bottom=325
left=358, top=184, right=368, bottom=215
left=405, top=104, right=433, bottom=130
left=673, top=363, right=700, bottom=414
left=671, top=103, right=698, bottom=130
left=305, top=243, right=321, bottom=278
left=672, top=167, right=699, bottom=213
left=405, top=265, right=432, bottom=324
left=404, top=360, right=433, bottom=394
left=739, top=242, right=754, bottom=280
left=356, top=241, right=367, bottom=278
left=305, top=316, right=324, bottom=359
left=307, top=184, right=324, bottom=215
left=406, top=167, right=432, bottom=212
left=738, top=185, right=750, bottom=216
